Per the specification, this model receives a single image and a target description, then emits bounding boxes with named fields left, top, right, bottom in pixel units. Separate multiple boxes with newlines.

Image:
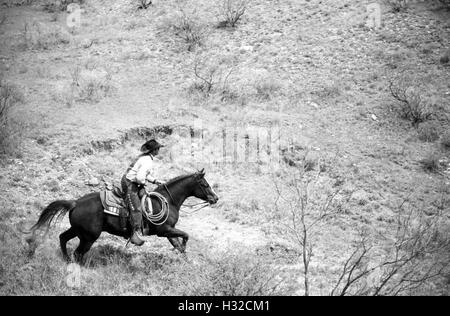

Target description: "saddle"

left=99, top=185, right=168, bottom=232
left=99, top=186, right=130, bottom=232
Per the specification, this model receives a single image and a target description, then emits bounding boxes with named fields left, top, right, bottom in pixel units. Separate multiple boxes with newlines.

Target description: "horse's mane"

left=164, top=173, right=197, bottom=187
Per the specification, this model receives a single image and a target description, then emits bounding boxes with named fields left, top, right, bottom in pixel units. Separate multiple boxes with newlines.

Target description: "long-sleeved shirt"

left=126, top=155, right=157, bottom=185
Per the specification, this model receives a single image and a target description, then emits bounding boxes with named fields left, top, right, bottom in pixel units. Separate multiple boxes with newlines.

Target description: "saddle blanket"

left=99, top=189, right=127, bottom=217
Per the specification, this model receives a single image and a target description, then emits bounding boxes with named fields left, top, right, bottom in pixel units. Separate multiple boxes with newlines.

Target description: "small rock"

left=239, top=45, right=254, bottom=53
left=86, top=177, right=100, bottom=186
left=309, top=101, right=319, bottom=109
left=80, top=39, right=94, bottom=49
left=351, top=189, right=371, bottom=205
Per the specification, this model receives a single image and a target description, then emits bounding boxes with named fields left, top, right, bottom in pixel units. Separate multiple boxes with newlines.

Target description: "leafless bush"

left=388, top=77, right=436, bottom=127
left=190, top=56, right=235, bottom=97
left=331, top=204, right=450, bottom=296
left=274, top=161, right=342, bottom=296
left=217, top=0, right=247, bottom=28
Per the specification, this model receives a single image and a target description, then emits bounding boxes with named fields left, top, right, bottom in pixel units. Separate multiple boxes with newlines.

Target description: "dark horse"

left=29, top=169, right=219, bottom=264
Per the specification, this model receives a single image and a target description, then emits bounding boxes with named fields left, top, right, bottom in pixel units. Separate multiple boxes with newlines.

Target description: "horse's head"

left=191, top=169, right=219, bottom=205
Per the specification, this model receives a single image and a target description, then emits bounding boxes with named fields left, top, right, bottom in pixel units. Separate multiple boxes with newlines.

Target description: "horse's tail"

left=28, top=200, right=77, bottom=233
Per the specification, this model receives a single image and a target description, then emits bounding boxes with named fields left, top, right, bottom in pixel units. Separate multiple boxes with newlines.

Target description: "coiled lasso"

left=140, top=192, right=170, bottom=226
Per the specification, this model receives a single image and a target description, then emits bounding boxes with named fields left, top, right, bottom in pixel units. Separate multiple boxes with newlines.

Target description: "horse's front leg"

left=158, top=227, right=189, bottom=253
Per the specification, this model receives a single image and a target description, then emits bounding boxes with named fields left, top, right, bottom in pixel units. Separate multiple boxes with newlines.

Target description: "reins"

left=160, top=180, right=210, bottom=215
left=180, top=202, right=210, bottom=215
left=162, top=183, right=175, bottom=204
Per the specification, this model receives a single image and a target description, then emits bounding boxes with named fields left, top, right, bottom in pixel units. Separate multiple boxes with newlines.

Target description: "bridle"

left=161, top=176, right=212, bottom=214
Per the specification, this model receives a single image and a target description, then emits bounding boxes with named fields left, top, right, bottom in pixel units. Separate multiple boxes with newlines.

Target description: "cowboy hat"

left=140, top=139, right=164, bottom=154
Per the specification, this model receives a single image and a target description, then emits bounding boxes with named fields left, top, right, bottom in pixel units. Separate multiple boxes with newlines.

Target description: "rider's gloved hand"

left=153, top=180, right=163, bottom=186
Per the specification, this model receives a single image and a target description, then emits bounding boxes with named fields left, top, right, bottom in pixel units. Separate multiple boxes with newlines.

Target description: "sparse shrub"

left=441, top=131, right=450, bottom=149
left=420, top=151, right=441, bottom=173
left=385, top=0, right=408, bottom=12
left=217, top=0, right=247, bottom=28
left=388, top=77, right=436, bottom=127
left=68, top=66, right=114, bottom=104
left=80, top=76, right=112, bottom=102
left=280, top=145, right=319, bottom=171
left=137, top=0, right=152, bottom=10
left=254, top=76, right=282, bottom=100
left=417, top=122, right=440, bottom=142
left=313, top=81, right=341, bottom=100
left=440, top=49, right=450, bottom=64
left=172, top=9, right=205, bottom=51
left=0, top=80, right=24, bottom=157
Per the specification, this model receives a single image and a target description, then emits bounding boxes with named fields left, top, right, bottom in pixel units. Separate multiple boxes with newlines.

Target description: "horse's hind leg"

left=168, top=237, right=183, bottom=251
left=60, top=227, right=77, bottom=262
left=74, top=238, right=95, bottom=265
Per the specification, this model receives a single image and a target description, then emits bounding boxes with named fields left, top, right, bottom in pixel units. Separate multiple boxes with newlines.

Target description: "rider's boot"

left=129, top=211, right=144, bottom=246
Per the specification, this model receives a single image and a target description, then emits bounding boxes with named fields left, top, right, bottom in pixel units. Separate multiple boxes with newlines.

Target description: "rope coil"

left=141, top=192, right=170, bottom=225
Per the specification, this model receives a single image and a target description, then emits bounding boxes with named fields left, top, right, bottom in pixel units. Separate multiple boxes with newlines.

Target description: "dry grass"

left=22, top=21, right=70, bottom=50
left=420, top=151, right=442, bottom=173
left=0, top=225, right=285, bottom=295
left=417, top=122, right=440, bottom=142
left=441, top=131, right=450, bottom=149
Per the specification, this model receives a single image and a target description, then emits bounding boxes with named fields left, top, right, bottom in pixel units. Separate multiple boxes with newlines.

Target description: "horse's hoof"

left=182, top=253, right=190, bottom=262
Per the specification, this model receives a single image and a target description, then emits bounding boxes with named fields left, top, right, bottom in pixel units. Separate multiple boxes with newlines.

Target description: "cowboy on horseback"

left=121, top=139, right=164, bottom=246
